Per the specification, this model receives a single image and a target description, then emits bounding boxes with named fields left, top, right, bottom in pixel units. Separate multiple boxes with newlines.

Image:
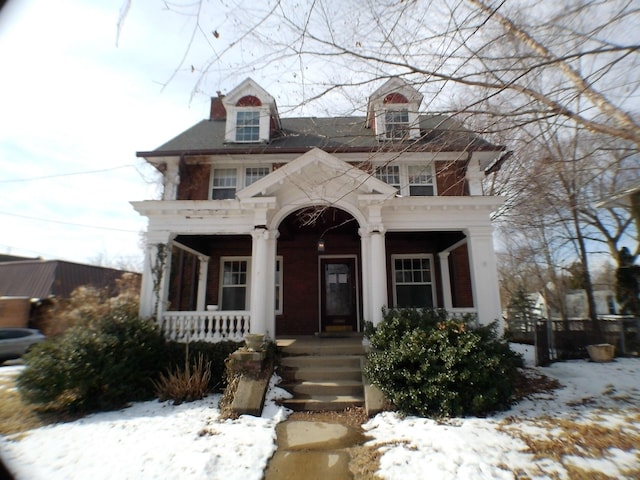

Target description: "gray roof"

left=0, top=260, right=139, bottom=299
left=139, top=115, right=503, bottom=157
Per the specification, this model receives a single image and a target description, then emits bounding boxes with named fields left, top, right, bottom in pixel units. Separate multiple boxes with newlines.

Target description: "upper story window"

left=222, top=79, right=281, bottom=144
left=408, top=165, right=434, bottom=196
left=374, top=165, right=400, bottom=191
left=385, top=109, right=409, bottom=139
left=212, top=168, right=237, bottom=199
left=245, top=166, right=270, bottom=186
left=235, top=111, right=260, bottom=142
left=211, top=165, right=271, bottom=199
left=373, top=163, right=436, bottom=196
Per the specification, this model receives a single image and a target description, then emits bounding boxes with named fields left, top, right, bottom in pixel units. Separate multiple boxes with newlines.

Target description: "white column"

left=438, top=251, right=453, bottom=310
left=465, top=153, right=484, bottom=196
left=250, top=228, right=269, bottom=335
left=139, top=231, right=172, bottom=319
left=465, top=226, right=503, bottom=331
left=359, top=229, right=371, bottom=324
left=196, top=256, right=209, bottom=311
left=264, top=230, right=279, bottom=338
left=163, top=159, right=180, bottom=201
left=369, top=228, right=388, bottom=325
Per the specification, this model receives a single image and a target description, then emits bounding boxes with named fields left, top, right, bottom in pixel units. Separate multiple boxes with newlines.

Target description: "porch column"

left=369, top=228, right=388, bottom=326
left=250, top=227, right=269, bottom=335
left=196, top=256, right=209, bottom=311
left=438, top=251, right=453, bottom=310
left=465, top=226, right=503, bottom=331
left=264, top=230, right=279, bottom=337
left=359, top=229, right=371, bottom=324
left=139, top=231, right=173, bottom=320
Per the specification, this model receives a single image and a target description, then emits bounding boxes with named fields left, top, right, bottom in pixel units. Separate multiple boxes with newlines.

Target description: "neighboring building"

left=0, top=259, right=139, bottom=328
left=132, top=78, right=509, bottom=340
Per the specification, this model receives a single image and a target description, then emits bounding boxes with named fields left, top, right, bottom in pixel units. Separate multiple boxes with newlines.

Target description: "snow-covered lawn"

left=1, top=345, right=639, bottom=479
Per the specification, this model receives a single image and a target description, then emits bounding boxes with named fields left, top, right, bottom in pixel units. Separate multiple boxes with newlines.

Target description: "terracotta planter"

left=244, top=334, right=265, bottom=352
left=586, top=343, right=615, bottom=362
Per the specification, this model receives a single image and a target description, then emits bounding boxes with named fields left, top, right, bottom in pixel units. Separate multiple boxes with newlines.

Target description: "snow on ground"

left=363, top=344, right=640, bottom=479
left=0, top=374, right=292, bottom=480
left=1, top=346, right=639, bottom=479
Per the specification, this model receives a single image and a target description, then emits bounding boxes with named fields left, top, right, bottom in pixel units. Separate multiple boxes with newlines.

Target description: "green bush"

left=18, top=314, right=167, bottom=413
left=364, top=308, right=523, bottom=417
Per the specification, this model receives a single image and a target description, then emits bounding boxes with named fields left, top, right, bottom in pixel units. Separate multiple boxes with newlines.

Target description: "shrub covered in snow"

left=364, top=308, right=523, bottom=417
left=18, top=313, right=167, bottom=413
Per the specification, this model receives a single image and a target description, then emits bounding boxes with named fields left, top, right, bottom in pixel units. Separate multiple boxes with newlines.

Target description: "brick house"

left=132, top=77, right=508, bottom=341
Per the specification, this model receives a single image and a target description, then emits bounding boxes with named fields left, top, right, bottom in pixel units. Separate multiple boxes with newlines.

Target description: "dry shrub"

left=37, top=273, right=140, bottom=337
left=154, top=353, right=212, bottom=405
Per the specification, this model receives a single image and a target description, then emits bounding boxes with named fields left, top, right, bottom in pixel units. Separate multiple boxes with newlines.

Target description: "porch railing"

left=160, top=311, right=251, bottom=343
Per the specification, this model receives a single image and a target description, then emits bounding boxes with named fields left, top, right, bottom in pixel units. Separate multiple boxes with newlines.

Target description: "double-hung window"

left=236, top=111, right=260, bottom=142
left=374, top=165, right=401, bottom=192
left=408, top=165, right=434, bottom=196
left=384, top=109, right=409, bottom=139
left=212, top=168, right=237, bottom=200
left=220, top=258, right=249, bottom=310
left=373, top=163, right=436, bottom=196
left=392, top=255, right=435, bottom=308
left=245, top=166, right=270, bottom=186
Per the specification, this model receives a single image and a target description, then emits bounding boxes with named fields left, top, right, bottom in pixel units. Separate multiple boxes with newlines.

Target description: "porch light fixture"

left=317, top=238, right=325, bottom=252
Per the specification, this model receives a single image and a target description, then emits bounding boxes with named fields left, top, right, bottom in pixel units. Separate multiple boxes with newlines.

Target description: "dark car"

left=0, top=328, right=45, bottom=363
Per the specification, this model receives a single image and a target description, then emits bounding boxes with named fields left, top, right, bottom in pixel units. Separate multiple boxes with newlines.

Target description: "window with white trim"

left=245, top=166, right=270, bottom=187
left=392, top=255, right=436, bottom=308
left=384, top=109, right=409, bottom=139
left=374, top=165, right=400, bottom=192
left=408, top=165, right=434, bottom=196
left=212, top=168, right=237, bottom=200
left=373, top=163, right=436, bottom=196
left=220, top=258, right=249, bottom=310
left=235, top=111, right=260, bottom=142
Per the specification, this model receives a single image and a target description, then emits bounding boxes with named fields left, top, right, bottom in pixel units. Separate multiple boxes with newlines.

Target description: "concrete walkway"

left=264, top=417, right=367, bottom=480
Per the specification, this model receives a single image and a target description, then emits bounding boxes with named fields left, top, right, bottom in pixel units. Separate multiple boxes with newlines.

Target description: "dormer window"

left=385, top=109, right=409, bottom=139
left=222, top=79, right=281, bottom=144
left=236, top=111, right=260, bottom=142
left=367, top=78, right=423, bottom=141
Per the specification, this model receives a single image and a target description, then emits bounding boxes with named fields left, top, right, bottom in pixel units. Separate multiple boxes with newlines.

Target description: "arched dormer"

left=366, top=78, right=423, bottom=141
left=222, top=78, right=280, bottom=143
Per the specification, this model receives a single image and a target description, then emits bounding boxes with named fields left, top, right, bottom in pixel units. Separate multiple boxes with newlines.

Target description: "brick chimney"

left=210, top=92, right=226, bottom=120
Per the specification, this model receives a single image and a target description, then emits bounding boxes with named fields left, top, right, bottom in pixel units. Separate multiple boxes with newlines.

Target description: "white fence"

left=160, top=311, right=251, bottom=342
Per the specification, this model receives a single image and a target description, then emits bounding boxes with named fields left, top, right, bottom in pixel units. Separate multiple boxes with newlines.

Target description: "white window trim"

left=218, top=255, right=283, bottom=314
left=210, top=165, right=272, bottom=200
left=219, top=256, right=251, bottom=310
left=391, top=254, right=437, bottom=308
left=373, top=162, right=437, bottom=197
left=224, top=106, right=271, bottom=143
left=374, top=106, right=421, bottom=140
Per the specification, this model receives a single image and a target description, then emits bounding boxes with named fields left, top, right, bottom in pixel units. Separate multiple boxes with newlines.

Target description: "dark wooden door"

left=320, top=258, right=357, bottom=332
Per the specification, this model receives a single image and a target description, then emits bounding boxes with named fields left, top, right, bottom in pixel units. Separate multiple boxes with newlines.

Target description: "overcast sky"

left=0, top=0, right=224, bottom=269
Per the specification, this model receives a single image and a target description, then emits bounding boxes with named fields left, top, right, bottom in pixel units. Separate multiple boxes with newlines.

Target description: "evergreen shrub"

left=18, top=313, right=167, bottom=413
left=364, top=308, right=523, bottom=417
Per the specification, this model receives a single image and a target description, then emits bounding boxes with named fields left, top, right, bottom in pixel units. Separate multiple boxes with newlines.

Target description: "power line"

left=0, top=165, right=136, bottom=183
left=0, top=211, right=141, bottom=233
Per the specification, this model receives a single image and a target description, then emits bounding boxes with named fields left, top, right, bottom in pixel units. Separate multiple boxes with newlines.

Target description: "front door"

left=320, top=257, right=358, bottom=332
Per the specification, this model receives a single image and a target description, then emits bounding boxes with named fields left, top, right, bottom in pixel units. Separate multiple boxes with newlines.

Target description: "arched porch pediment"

left=236, top=148, right=396, bottom=229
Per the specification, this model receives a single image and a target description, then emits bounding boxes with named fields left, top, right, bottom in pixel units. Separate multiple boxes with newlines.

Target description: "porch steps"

left=277, top=336, right=366, bottom=411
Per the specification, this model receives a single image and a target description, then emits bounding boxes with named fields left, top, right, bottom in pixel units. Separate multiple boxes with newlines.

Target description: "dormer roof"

left=366, top=78, right=424, bottom=128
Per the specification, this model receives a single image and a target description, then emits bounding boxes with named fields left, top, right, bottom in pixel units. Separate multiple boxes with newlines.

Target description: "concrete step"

left=279, top=365, right=363, bottom=382
left=277, top=336, right=365, bottom=357
left=280, top=380, right=364, bottom=397
left=281, top=395, right=365, bottom=412
left=280, top=354, right=363, bottom=369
